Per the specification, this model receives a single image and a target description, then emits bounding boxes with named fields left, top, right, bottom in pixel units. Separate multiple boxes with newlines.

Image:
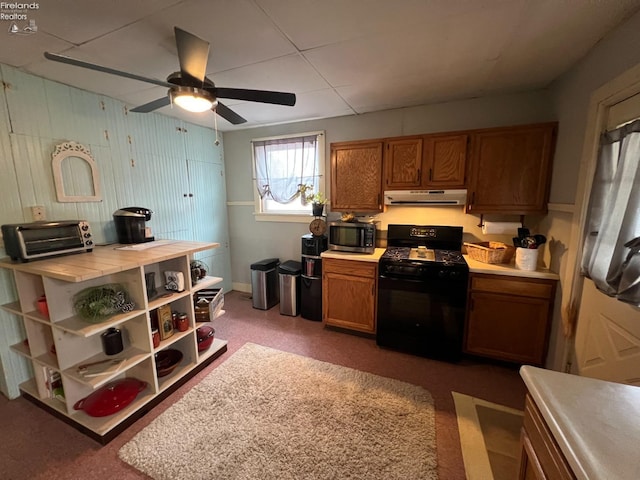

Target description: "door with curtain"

left=575, top=92, right=640, bottom=385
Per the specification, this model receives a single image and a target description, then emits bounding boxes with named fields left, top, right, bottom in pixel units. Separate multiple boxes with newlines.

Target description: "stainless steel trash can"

left=278, top=260, right=301, bottom=316
left=250, top=258, right=280, bottom=310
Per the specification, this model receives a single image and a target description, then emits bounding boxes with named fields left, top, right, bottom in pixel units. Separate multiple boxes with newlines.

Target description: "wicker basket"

left=464, top=242, right=515, bottom=264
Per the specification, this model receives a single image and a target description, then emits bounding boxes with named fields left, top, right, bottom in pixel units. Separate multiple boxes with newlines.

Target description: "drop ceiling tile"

left=33, top=0, right=182, bottom=45
left=210, top=54, right=329, bottom=94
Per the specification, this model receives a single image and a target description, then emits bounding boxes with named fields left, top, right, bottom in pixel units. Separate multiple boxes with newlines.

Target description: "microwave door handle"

left=360, top=228, right=365, bottom=246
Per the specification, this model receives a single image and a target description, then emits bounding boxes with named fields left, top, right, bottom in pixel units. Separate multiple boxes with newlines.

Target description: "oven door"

left=376, top=272, right=468, bottom=361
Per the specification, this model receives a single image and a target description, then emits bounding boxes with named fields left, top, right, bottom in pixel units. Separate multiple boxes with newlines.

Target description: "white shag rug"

left=119, top=343, right=438, bottom=480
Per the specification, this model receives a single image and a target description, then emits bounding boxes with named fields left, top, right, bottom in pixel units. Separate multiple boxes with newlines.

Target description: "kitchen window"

left=251, top=131, right=325, bottom=221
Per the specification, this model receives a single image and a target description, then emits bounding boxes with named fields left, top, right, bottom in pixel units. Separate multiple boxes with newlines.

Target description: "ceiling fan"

left=43, top=26, right=296, bottom=125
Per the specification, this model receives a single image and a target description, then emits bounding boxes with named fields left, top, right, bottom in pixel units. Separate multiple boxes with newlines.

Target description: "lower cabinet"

left=463, top=273, right=556, bottom=365
left=322, top=258, right=377, bottom=333
left=0, top=242, right=227, bottom=444
left=518, top=394, right=576, bottom=479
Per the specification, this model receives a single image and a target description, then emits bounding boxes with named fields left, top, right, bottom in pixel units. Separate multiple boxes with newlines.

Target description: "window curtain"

left=253, top=135, right=319, bottom=203
left=581, top=119, right=640, bottom=305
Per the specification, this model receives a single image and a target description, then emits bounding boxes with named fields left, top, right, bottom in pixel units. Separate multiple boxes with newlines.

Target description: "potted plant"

left=309, top=192, right=327, bottom=216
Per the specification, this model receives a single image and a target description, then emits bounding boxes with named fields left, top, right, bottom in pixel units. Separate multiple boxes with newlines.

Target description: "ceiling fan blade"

left=174, top=26, right=209, bottom=84
left=215, top=102, right=246, bottom=125
left=213, top=87, right=296, bottom=106
left=130, top=96, right=171, bottom=113
left=43, top=52, right=174, bottom=89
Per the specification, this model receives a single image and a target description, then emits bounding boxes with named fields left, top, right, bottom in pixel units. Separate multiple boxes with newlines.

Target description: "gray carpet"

left=119, top=343, right=438, bottom=480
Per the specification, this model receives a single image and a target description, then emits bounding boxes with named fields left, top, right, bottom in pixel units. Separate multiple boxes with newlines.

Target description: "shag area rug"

left=453, top=392, right=523, bottom=480
left=119, top=343, right=438, bottom=480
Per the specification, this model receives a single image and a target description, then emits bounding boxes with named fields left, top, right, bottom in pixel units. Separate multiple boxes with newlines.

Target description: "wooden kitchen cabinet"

left=322, top=258, right=377, bottom=333
left=463, top=273, right=556, bottom=365
left=383, top=133, right=467, bottom=190
left=330, top=140, right=384, bottom=212
left=0, top=242, right=227, bottom=444
left=518, top=395, right=576, bottom=479
left=466, top=122, right=557, bottom=214
left=383, top=137, right=423, bottom=188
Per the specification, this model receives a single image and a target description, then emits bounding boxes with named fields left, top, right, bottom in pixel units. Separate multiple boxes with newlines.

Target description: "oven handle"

left=379, top=274, right=427, bottom=283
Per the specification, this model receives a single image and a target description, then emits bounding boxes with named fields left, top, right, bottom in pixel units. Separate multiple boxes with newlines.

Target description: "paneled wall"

left=0, top=64, right=232, bottom=399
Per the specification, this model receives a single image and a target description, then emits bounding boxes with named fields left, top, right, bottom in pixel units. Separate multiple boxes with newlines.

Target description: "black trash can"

left=250, top=258, right=280, bottom=310
left=278, top=260, right=301, bottom=316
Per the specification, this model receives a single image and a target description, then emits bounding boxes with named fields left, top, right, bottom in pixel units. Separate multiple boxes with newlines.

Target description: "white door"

left=574, top=93, right=640, bottom=386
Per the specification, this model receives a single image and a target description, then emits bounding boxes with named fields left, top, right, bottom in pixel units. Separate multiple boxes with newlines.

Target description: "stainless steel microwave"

left=328, top=221, right=376, bottom=254
left=1, top=220, right=93, bottom=262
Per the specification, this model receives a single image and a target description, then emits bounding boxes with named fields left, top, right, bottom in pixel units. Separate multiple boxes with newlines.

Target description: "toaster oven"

left=2, top=220, right=94, bottom=262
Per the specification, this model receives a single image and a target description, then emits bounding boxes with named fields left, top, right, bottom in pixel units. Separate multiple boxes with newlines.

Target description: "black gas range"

left=376, top=225, right=469, bottom=361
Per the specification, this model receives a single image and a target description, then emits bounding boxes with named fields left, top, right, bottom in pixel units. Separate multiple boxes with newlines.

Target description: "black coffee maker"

left=113, top=207, right=154, bottom=244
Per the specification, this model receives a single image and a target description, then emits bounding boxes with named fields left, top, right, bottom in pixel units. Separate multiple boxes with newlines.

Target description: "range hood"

left=384, top=189, right=467, bottom=206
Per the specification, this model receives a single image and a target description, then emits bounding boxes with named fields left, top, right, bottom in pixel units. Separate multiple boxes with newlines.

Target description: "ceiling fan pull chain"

left=214, top=112, right=220, bottom=146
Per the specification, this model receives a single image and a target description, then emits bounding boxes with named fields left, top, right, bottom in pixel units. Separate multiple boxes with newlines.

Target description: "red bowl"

left=196, top=325, right=215, bottom=352
left=155, top=349, right=183, bottom=377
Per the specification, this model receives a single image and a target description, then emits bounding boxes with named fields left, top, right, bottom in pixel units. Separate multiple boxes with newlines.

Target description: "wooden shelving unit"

left=0, top=241, right=227, bottom=444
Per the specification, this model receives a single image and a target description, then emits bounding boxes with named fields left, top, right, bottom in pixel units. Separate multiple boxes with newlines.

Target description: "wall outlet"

left=31, top=206, right=46, bottom=221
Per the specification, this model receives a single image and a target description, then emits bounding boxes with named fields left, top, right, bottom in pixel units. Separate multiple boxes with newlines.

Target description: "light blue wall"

left=0, top=64, right=232, bottom=399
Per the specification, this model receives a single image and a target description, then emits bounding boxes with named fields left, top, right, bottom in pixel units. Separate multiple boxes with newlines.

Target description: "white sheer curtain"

left=252, top=134, right=319, bottom=204
left=581, top=119, right=640, bottom=305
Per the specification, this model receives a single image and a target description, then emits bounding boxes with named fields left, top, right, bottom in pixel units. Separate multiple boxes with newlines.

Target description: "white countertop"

left=319, top=249, right=558, bottom=280
left=321, top=248, right=385, bottom=262
left=464, top=255, right=559, bottom=280
left=520, top=365, right=640, bottom=480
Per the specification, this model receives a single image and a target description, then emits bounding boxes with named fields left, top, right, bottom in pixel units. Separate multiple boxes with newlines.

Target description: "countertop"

left=520, top=365, right=640, bottom=480
left=464, top=255, right=560, bottom=280
left=321, top=248, right=386, bottom=262
left=319, top=249, right=559, bottom=280
left=0, top=240, right=219, bottom=282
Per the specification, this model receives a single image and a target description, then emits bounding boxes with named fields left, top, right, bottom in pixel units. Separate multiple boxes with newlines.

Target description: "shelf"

left=63, top=347, right=150, bottom=389
left=23, top=309, right=51, bottom=324
left=54, top=308, right=147, bottom=337
left=147, top=288, right=190, bottom=310
left=10, top=340, right=31, bottom=358
left=191, top=276, right=223, bottom=292
left=1, top=300, right=22, bottom=315
left=2, top=241, right=227, bottom=444
left=20, top=379, right=67, bottom=415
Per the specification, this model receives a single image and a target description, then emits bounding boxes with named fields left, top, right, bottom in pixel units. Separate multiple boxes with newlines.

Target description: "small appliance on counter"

left=113, top=207, right=154, bottom=244
left=1, top=220, right=93, bottom=262
left=328, top=220, right=377, bottom=254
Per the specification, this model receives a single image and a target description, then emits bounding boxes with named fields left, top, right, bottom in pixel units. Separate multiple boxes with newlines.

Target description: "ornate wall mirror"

left=51, top=141, right=102, bottom=202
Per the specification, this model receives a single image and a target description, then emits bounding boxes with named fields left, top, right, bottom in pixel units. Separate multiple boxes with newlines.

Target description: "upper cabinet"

left=383, top=134, right=467, bottom=190
left=331, top=140, right=384, bottom=212
left=423, top=133, right=468, bottom=188
left=466, top=123, right=557, bottom=215
left=384, top=137, right=423, bottom=188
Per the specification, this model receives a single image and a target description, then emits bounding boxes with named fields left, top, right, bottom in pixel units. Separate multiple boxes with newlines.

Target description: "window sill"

left=254, top=213, right=316, bottom=223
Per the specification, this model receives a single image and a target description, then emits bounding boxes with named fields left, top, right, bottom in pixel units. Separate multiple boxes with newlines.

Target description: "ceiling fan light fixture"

left=170, top=86, right=217, bottom=113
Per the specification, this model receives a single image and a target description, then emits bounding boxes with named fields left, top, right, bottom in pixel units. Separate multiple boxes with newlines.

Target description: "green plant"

left=309, top=192, right=327, bottom=205
left=73, top=284, right=135, bottom=323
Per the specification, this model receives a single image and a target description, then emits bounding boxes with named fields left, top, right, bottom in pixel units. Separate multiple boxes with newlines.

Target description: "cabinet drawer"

left=324, top=259, right=377, bottom=278
left=522, top=395, right=575, bottom=479
left=471, top=275, right=554, bottom=299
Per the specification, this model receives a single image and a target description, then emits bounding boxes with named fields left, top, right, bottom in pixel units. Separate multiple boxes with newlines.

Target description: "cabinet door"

left=464, top=291, right=551, bottom=365
left=423, top=133, right=468, bottom=188
left=330, top=141, right=383, bottom=212
left=322, top=259, right=377, bottom=333
left=384, top=137, right=423, bottom=188
left=467, top=123, right=556, bottom=214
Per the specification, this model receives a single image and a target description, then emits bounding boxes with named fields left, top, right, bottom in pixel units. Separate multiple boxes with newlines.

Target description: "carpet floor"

left=453, top=392, right=524, bottom=480
left=119, top=343, right=438, bottom=480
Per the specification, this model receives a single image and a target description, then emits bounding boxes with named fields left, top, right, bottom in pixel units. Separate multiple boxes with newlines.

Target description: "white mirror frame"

left=51, top=141, right=102, bottom=202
